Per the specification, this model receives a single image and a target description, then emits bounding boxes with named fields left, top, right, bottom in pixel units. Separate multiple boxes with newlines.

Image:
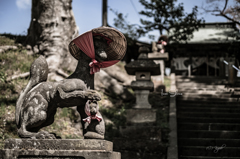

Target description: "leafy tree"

left=110, top=8, right=141, bottom=41
left=138, top=0, right=204, bottom=42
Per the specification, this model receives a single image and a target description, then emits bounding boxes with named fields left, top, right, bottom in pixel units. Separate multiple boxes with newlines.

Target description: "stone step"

left=176, top=80, right=228, bottom=86
left=176, top=84, right=226, bottom=89
left=120, top=150, right=166, bottom=159
left=178, top=112, right=240, bottom=118
left=2, top=139, right=120, bottom=159
left=177, top=89, right=229, bottom=93
left=180, top=92, right=231, bottom=98
left=175, top=76, right=228, bottom=81
left=175, top=90, right=231, bottom=94
left=179, top=156, right=240, bottom=159
left=178, top=138, right=240, bottom=147
left=177, top=88, right=232, bottom=95
left=177, top=117, right=240, bottom=123
left=178, top=130, right=240, bottom=138
left=178, top=123, right=240, bottom=131
left=177, top=96, right=238, bottom=102
left=4, top=139, right=113, bottom=151
left=177, top=106, right=240, bottom=113
left=177, top=100, right=240, bottom=106
left=179, top=146, right=240, bottom=157
left=0, top=149, right=121, bottom=159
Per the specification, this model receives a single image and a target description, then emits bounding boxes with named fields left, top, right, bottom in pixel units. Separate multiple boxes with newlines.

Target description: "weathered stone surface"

left=16, top=56, right=102, bottom=139
left=0, top=149, right=120, bottom=159
left=125, top=60, right=160, bottom=75
left=131, top=81, right=154, bottom=91
left=0, top=45, right=18, bottom=53
left=135, top=72, right=151, bottom=81
left=5, top=139, right=112, bottom=151
left=148, top=52, right=169, bottom=60
left=1, top=139, right=120, bottom=159
left=133, top=90, right=151, bottom=109
left=125, top=109, right=157, bottom=124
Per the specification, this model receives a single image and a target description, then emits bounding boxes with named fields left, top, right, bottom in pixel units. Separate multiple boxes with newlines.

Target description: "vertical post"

left=214, top=53, right=217, bottom=76
left=228, top=59, right=237, bottom=85
left=219, top=57, right=225, bottom=77
left=188, top=65, right=191, bottom=77
left=188, top=53, right=192, bottom=77
left=160, top=60, right=165, bottom=83
left=102, top=0, right=107, bottom=26
left=207, top=53, right=209, bottom=76
left=167, top=73, right=178, bottom=159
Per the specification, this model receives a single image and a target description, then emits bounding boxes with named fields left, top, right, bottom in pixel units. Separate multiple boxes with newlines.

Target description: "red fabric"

left=73, top=31, right=95, bottom=59
left=73, top=31, right=119, bottom=74
left=157, top=41, right=167, bottom=45
left=82, top=100, right=102, bottom=124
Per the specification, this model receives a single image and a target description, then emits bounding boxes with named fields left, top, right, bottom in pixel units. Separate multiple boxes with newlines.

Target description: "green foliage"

left=164, top=76, right=171, bottom=91
left=138, top=0, right=204, bottom=42
left=110, top=8, right=141, bottom=41
left=0, top=72, right=7, bottom=83
left=101, top=106, right=127, bottom=140
left=0, top=33, right=27, bottom=45
left=0, top=36, right=15, bottom=46
left=105, top=124, right=121, bottom=140
left=0, top=49, right=37, bottom=74
left=101, top=107, right=126, bottom=128
left=111, top=0, right=204, bottom=43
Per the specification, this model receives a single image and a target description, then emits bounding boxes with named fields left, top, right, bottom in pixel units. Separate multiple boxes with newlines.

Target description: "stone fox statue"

left=15, top=56, right=103, bottom=139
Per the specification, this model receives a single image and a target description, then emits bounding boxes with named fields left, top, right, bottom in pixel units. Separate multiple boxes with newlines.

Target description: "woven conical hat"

left=69, top=26, right=127, bottom=61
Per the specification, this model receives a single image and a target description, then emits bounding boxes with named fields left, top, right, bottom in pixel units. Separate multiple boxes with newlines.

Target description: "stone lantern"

left=113, top=46, right=163, bottom=157
left=124, top=46, right=160, bottom=123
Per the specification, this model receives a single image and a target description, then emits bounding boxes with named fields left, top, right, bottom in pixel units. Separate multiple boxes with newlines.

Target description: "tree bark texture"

left=27, top=0, right=79, bottom=73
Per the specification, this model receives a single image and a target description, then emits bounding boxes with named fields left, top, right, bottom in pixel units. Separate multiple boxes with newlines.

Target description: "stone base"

left=119, top=126, right=162, bottom=141
left=133, top=90, right=152, bottom=109
left=0, top=139, right=120, bottom=159
left=126, top=109, right=157, bottom=124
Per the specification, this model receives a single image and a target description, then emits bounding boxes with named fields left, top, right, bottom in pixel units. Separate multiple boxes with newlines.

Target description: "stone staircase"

left=176, top=76, right=240, bottom=159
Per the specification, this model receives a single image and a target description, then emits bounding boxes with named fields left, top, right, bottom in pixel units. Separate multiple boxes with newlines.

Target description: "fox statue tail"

left=16, top=55, right=48, bottom=127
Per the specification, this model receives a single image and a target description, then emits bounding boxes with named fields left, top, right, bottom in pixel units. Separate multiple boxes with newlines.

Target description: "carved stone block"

left=0, top=139, right=120, bottom=159
left=136, top=72, right=151, bottom=81
left=125, top=109, right=157, bottom=124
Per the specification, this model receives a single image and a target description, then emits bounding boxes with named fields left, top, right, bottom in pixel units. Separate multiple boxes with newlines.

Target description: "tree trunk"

left=26, top=0, right=79, bottom=74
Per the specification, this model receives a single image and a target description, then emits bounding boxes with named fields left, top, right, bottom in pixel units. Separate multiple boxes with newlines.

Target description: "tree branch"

left=6, top=72, right=30, bottom=82
left=217, top=12, right=240, bottom=26
left=221, top=0, right=229, bottom=13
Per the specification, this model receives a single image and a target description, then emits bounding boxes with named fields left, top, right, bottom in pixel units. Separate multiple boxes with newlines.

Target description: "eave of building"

left=169, top=22, right=240, bottom=45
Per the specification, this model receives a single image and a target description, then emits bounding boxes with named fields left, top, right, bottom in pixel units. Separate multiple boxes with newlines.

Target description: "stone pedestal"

left=0, top=139, right=120, bottom=159
left=124, top=46, right=160, bottom=122
left=133, top=90, right=151, bottom=109
left=126, top=109, right=157, bottom=123
left=148, top=52, right=169, bottom=85
left=114, top=46, right=166, bottom=158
